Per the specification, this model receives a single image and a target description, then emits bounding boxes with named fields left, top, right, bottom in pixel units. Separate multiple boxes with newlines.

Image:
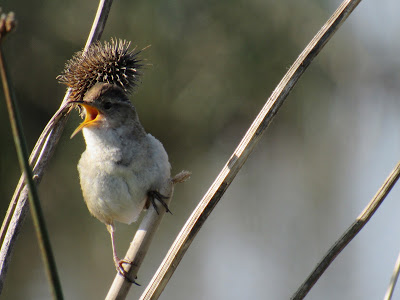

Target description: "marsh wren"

left=59, top=40, right=172, bottom=278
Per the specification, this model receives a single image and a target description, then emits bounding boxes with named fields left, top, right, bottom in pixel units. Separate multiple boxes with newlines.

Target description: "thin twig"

left=139, top=0, right=362, bottom=299
left=291, top=161, right=400, bottom=300
left=0, top=0, right=114, bottom=293
left=106, top=181, right=173, bottom=300
left=384, top=248, right=400, bottom=300
left=0, top=29, right=64, bottom=299
left=0, top=103, right=71, bottom=249
left=106, top=171, right=190, bottom=300
left=0, top=48, right=64, bottom=300
left=384, top=249, right=400, bottom=299
left=83, top=0, right=113, bottom=52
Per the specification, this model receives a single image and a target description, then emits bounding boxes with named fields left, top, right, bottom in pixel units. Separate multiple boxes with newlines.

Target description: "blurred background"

left=1, top=0, right=400, bottom=299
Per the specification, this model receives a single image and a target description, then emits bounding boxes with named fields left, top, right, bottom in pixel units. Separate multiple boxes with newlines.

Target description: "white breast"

left=78, top=127, right=171, bottom=225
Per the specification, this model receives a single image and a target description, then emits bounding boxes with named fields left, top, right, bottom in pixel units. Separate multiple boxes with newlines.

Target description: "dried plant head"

left=58, top=38, right=144, bottom=101
left=0, top=9, right=17, bottom=40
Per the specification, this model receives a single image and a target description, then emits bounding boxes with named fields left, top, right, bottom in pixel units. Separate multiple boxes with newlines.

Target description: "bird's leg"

left=107, top=223, right=120, bottom=266
left=106, top=224, right=139, bottom=285
left=147, top=190, right=171, bottom=214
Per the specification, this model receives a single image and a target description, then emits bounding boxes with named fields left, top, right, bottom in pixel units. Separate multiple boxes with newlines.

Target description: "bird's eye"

left=103, top=102, right=112, bottom=110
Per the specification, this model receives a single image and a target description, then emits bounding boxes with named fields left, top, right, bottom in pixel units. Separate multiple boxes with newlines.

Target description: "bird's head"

left=70, top=83, right=140, bottom=138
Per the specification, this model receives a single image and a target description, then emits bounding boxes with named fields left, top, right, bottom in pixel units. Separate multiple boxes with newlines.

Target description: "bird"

left=70, top=82, right=172, bottom=278
left=57, top=39, right=175, bottom=280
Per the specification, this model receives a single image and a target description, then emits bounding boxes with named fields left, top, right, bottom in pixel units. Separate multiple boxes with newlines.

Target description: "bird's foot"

left=148, top=190, right=172, bottom=215
left=114, top=257, right=140, bottom=286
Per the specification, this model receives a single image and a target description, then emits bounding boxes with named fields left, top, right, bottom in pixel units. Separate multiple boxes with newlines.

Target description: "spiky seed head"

left=57, top=38, right=143, bottom=101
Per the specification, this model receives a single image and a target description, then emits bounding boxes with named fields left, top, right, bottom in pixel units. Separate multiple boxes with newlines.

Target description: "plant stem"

left=140, top=0, right=362, bottom=299
left=291, top=161, right=400, bottom=299
left=0, top=0, right=114, bottom=294
left=384, top=248, right=400, bottom=300
left=0, top=46, right=63, bottom=299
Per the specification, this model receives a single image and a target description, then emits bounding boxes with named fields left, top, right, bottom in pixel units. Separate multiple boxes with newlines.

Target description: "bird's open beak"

left=70, top=102, right=102, bottom=138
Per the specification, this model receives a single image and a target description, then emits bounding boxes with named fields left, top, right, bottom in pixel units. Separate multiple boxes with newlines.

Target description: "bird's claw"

left=114, top=258, right=140, bottom=286
left=148, top=190, right=171, bottom=214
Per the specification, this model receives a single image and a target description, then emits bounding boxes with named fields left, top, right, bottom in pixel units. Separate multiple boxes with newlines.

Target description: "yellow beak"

left=71, top=103, right=102, bottom=138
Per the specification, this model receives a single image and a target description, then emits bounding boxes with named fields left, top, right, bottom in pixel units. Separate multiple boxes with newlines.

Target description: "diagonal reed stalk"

left=105, top=172, right=191, bottom=300
left=291, top=161, right=400, bottom=299
left=384, top=245, right=400, bottom=300
left=0, top=0, right=114, bottom=294
left=139, top=0, right=362, bottom=299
